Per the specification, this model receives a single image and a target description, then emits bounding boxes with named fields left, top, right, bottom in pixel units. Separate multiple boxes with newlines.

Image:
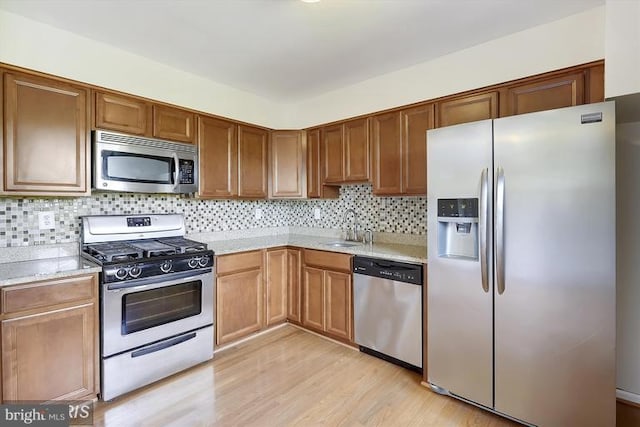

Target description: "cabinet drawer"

left=304, top=250, right=352, bottom=272
left=1, top=274, right=97, bottom=315
left=216, top=251, right=263, bottom=275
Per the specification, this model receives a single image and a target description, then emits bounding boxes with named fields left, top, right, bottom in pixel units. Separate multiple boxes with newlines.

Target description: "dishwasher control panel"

left=353, top=256, right=423, bottom=285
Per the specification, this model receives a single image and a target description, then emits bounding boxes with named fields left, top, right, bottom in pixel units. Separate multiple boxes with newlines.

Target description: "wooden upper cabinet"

left=437, top=91, right=498, bottom=128
left=502, top=72, right=585, bottom=117
left=238, top=125, right=268, bottom=198
left=307, top=128, right=322, bottom=198
left=343, top=118, right=370, bottom=182
left=322, top=124, right=344, bottom=183
left=3, top=71, right=89, bottom=195
left=198, top=116, right=237, bottom=198
left=402, top=104, right=434, bottom=195
left=371, top=112, right=402, bottom=195
left=372, top=104, right=434, bottom=196
left=152, top=105, right=195, bottom=144
left=94, top=91, right=150, bottom=135
left=269, top=130, right=306, bottom=199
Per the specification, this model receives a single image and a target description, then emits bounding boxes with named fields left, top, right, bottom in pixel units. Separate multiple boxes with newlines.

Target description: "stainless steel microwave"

left=93, top=130, right=198, bottom=194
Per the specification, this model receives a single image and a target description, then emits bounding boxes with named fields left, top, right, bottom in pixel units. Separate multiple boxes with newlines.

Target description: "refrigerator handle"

left=496, top=167, right=506, bottom=295
left=479, top=168, right=489, bottom=293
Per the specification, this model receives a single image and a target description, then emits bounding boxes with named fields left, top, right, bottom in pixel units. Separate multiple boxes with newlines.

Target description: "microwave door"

left=94, top=142, right=178, bottom=193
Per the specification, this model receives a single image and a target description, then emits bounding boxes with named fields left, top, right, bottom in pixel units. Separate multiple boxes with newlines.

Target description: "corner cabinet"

left=197, top=117, right=268, bottom=200
left=322, top=118, right=370, bottom=184
left=306, top=128, right=339, bottom=199
left=2, top=70, right=90, bottom=196
left=0, top=274, right=99, bottom=402
left=269, top=131, right=306, bottom=198
left=302, top=249, right=353, bottom=342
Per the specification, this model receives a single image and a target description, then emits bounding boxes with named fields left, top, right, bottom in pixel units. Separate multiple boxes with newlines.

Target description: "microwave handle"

left=173, top=153, right=180, bottom=190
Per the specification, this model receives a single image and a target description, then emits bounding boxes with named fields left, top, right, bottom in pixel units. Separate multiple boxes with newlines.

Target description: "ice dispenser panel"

left=437, top=198, right=479, bottom=260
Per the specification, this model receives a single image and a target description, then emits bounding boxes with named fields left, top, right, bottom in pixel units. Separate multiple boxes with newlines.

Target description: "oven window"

left=122, top=281, right=202, bottom=334
left=103, top=151, right=175, bottom=184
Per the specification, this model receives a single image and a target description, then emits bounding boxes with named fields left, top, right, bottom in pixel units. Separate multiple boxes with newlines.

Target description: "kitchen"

left=0, top=0, right=638, bottom=426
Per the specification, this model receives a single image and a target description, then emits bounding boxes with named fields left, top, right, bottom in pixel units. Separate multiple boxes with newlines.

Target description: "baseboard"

left=617, top=389, right=640, bottom=407
left=213, top=323, right=288, bottom=354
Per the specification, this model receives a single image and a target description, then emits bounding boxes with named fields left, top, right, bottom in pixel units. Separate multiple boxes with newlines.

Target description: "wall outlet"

left=313, top=208, right=321, bottom=220
left=255, top=208, right=263, bottom=220
left=38, top=211, right=55, bottom=230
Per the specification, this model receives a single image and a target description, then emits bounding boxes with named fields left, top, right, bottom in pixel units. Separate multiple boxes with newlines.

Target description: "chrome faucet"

left=342, top=209, right=359, bottom=241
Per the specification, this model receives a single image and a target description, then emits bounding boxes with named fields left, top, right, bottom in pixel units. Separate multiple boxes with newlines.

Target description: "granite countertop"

left=204, top=234, right=427, bottom=264
left=0, top=256, right=101, bottom=287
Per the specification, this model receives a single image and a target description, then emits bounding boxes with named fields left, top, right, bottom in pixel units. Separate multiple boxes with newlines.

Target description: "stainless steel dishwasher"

left=353, top=256, right=423, bottom=372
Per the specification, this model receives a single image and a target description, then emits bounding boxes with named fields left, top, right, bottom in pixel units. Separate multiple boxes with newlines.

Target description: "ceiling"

left=0, top=0, right=604, bottom=103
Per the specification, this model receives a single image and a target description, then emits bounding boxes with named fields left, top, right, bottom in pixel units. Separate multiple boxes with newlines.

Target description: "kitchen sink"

left=324, top=241, right=362, bottom=248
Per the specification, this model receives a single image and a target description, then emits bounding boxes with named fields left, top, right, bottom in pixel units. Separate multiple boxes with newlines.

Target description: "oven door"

left=93, top=137, right=197, bottom=194
left=101, top=269, right=214, bottom=357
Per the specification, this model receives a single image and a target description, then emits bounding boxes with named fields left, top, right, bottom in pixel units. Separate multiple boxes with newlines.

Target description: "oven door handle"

left=131, top=331, right=197, bottom=358
left=105, top=269, right=212, bottom=291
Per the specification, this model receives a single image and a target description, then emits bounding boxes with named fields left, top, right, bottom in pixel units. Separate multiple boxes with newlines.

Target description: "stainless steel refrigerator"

left=426, top=102, right=616, bottom=426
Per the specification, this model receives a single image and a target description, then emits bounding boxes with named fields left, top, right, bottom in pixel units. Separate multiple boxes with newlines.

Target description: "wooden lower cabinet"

left=0, top=273, right=98, bottom=402
left=302, top=266, right=325, bottom=331
left=286, top=249, right=302, bottom=324
left=265, top=249, right=288, bottom=326
left=302, top=250, right=353, bottom=342
left=216, top=261, right=264, bottom=346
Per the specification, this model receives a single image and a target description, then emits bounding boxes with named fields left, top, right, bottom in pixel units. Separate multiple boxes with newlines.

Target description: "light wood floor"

left=93, top=325, right=518, bottom=426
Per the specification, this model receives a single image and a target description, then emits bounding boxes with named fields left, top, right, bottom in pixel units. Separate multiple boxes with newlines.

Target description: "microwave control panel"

left=178, top=159, right=195, bottom=184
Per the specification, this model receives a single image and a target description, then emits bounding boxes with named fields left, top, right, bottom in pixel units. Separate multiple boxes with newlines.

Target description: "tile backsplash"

left=0, top=185, right=426, bottom=247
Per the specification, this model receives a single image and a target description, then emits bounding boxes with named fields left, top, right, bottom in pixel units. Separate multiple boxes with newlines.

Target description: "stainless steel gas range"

left=80, top=214, right=214, bottom=401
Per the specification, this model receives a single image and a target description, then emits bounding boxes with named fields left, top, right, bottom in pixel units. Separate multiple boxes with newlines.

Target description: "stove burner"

left=128, top=241, right=177, bottom=258
left=86, top=242, right=143, bottom=263
left=157, top=237, right=208, bottom=254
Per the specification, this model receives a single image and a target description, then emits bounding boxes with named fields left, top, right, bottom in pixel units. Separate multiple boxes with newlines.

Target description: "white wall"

left=616, top=119, right=640, bottom=402
left=0, top=7, right=606, bottom=129
left=0, top=9, right=283, bottom=128
left=605, top=0, right=640, bottom=98
left=284, top=6, right=606, bottom=128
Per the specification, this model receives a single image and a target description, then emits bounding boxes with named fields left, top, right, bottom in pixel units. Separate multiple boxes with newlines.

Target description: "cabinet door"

left=95, top=91, right=150, bottom=135
left=287, top=249, right=302, bottom=324
left=238, top=125, right=268, bottom=198
left=344, top=118, right=370, bottom=182
left=198, top=116, right=237, bottom=198
left=437, top=91, right=498, bottom=128
left=325, top=271, right=352, bottom=341
left=152, top=105, right=195, bottom=144
left=216, top=269, right=263, bottom=345
left=503, top=72, right=585, bottom=116
left=266, top=249, right=288, bottom=326
left=306, top=128, right=322, bottom=198
left=402, top=103, right=434, bottom=195
left=3, top=72, right=89, bottom=195
left=303, top=266, right=325, bottom=331
left=270, top=131, right=305, bottom=198
left=2, top=303, right=96, bottom=401
left=371, top=112, right=402, bottom=195
left=322, top=124, right=344, bottom=183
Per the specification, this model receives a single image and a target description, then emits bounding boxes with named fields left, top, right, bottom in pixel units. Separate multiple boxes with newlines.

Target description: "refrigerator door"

left=427, top=120, right=493, bottom=408
left=493, top=102, right=615, bottom=426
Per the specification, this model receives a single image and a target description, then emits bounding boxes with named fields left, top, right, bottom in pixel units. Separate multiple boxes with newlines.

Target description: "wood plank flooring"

left=93, top=325, right=516, bottom=426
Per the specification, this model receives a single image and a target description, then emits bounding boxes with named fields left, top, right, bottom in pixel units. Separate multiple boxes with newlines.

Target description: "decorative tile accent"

left=0, top=185, right=426, bottom=247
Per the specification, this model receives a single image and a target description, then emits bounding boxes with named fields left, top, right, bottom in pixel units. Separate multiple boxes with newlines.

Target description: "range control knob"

left=114, top=268, right=128, bottom=280
left=129, top=265, right=142, bottom=278
left=188, top=258, right=199, bottom=269
left=198, top=256, right=209, bottom=267
left=160, top=260, right=172, bottom=273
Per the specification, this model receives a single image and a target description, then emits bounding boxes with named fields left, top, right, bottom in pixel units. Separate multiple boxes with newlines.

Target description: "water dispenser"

left=437, top=198, right=479, bottom=260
